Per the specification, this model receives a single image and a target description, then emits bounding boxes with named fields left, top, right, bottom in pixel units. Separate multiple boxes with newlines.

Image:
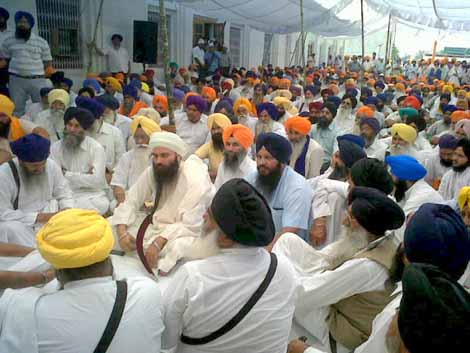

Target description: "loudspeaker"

left=133, top=21, right=158, bottom=64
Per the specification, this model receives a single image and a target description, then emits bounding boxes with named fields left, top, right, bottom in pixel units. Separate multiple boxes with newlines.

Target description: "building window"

left=230, top=26, right=241, bottom=67
left=148, top=5, right=172, bottom=66
left=193, top=17, right=224, bottom=48
left=36, top=0, right=82, bottom=69
left=262, top=33, right=273, bottom=65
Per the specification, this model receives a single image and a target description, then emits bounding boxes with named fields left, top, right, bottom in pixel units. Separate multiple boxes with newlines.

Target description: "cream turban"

left=36, top=209, right=114, bottom=269
left=48, top=89, right=70, bottom=107
left=273, top=89, right=292, bottom=100
left=149, top=131, right=187, bottom=157
left=131, top=115, right=161, bottom=136
left=391, top=123, right=417, bottom=143
left=273, top=96, right=298, bottom=115
left=208, top=113, right=232, bottom=130
left=136, top=107, right=161, bottom=124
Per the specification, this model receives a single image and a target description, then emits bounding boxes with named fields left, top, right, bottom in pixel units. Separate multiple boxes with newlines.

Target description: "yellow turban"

left=37, top=209, right=114, bottom=269
left=141, top=82, right=150, bottom=93
left=105, top=77, right=122, bottom=93
left=442, top=85, right=453, bottom=94
left=273, top=96, right=291, bottom=109
left=458, top=186, right=470, bottom=210
left=457, top=89, right=467, bottom=98
left=208, top=113, right=232, bottom=130
left=48, top=89, right=70, bottom=107
left=0, top=94, right=15, bottom=117
left=276, top=89, right=293, bottom=100
left=131, top=115, right=161, bottom=136
left=391, top=123, right=417, bottom=143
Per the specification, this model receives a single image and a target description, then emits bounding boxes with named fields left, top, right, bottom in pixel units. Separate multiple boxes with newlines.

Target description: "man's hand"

left=113, top=186, right=126, bottom=204
left=36, top=213, right=57, bottom=224
left=287, top=339, right=309, bottom=353
left=161, top=125, right=176, bottom=133
left=105, top=169, right=113, bottom=184
left=310, top=218, right=327, bottom=247
left=119, top=233, right=136, bottom=252
left=145, top=242, right=160, bottom=269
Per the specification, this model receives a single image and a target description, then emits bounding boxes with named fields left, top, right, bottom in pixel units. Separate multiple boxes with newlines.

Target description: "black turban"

left=405, top=203, right=470, bottom=280
left=256, top=132, right=292, bottom=164
left=350, top=158, right=394, bottom=195
left=348, top=186, right=405, bottom=236
left=323, top=101, right=337, bottom=117
left=338, top=139, right=366, bottom=169
left=398, top=263, right=470, bottom=353
left=64, top=107, right=95, bottom=130
left=0, top=7, right=9, bottom=21
left=211, top=179, right=275, bottom=247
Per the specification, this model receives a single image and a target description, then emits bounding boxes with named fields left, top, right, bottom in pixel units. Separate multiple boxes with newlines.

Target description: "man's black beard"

left=0, top=21, right=6, bottom=31
left=317, top=116, right=331, bottom=129
left=223, top=149, right=246, bottom=170
left=0, top=121, right=11, bottom=138
left=452, top=162, right=470, bottom=173
left=15, top=27, right=32, bottom=41
left=153, top=158, right=180, bottom=184
left=212, top=133, right=224, bottom=151
left=389, top=244, right=406, bottom=283
left=328, top=164, right=349, bottom=181
left=394, top=179, right=409, bottom=203
left=257, top=163, right=283, bottom=194
left=440, top=158, right=453, bottom=167
left=377, top=104, right=384, bottom=112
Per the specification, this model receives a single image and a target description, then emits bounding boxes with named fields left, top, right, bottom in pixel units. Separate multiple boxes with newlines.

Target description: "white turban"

left=48, top=89, right=70, bottom=107
left=149, top=131, right=187, bottom=157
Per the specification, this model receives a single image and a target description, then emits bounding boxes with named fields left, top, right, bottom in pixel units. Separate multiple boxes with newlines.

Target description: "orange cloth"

left=223, top=124, right=254, bottom=150
left=9, top=117, right=26, bottom=141
left=395, top=83, right=405, bottom=92
left=234, top=98, right=256, bottom=115
left=356, top=106, right=375, bottom=118
left=403, top=96, right=422, bottom=110
left=153, top=95, right=169, bottom=111
left=119, top=101, right=149, bottom=118
left=451, top=110, right=469, bottom=123
left=279, top=78, right=291, bottom=89
left=202, top=86, right=217, bottom=102
left=270, top=77, right=280, bottom=86
left=284, top=116, right=312, bottom=136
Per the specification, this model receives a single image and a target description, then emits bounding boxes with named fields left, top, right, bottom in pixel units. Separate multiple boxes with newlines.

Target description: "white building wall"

left=246, top=28, right=265, bottom=68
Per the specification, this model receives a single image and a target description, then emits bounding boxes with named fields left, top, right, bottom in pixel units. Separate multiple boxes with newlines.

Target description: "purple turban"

left=173, top=88, right=185, bottom=102
left=256, top=102, right=278, bottom=120
left=75, top=96, right=105, bottom=119
left=10, top=134, right=50, bottom=162
left=360, top=117, right=381, bottom=134
left=186, top=95, right=207, bottom=113
left=123, top=85, right=139, bottom=100
left=439, top=134, right=458, bottom=150
left=361, top=87, right=373, bottom=97
left=82, top=79, right=101, bottom=94
left=214, top=98, right=234, bottom=116
left=305, top=85, right=319, bottom=96
left=64, top=107, right=95, bottom=130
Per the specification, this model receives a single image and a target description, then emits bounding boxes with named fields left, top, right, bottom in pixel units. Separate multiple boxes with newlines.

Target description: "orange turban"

left=223, top=124, right=254, bottom=150
left=279, top=78, right=291, bottom=89
left=356, top=106, right=375, bottom=118
left=153, top=95, right=169, bottom=111
left=451, top=110, right=469, bottom=123
left=234, top=98, right=254, bottom=114
left=403, top=95, right=422, bottom=110
left=284, top=116, right=312, bottom=136
left=395, top=83, right=405, bottom=92
left=270, top=77, right=280, bottom=86
left=202, top=86, right=217, bottom=102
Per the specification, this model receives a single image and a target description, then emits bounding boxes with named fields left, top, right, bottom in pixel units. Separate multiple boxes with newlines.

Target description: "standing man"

left=0, top=7, right=12, bottom=96
left=1, top=11, right=53, bottom=116
left=191, top=38, right=205, bottom=70
left=94, top=34, right=130, bottom=78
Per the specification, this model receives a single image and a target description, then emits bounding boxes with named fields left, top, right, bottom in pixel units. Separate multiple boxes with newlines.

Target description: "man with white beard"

left=0, top=134, right=73, bottom=247
left=50, top=107, right=110, bottom=215
left=214, top=124, right=256, bottom=190
left=299, top=85, right=319, bottom=113
left=95, top=94, right=132, bottom=147
left=334, top=94, right=357, bottom=134
left=111, top=116, right=161, bottom=205
left=35, top=88, right=70, bottom=142
left=255, top=102, right=287, bottom=139
left=359, top=116, right=387, bottom=161
left=386, top=123, right=422, bottom=161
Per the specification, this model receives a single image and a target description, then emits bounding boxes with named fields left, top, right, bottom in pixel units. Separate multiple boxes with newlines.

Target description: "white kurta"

left=161, top=248, right=299, bottom=353
left=114, top=113, right=132, bottom=148
left=0, top=158, right=73, bottom=247
left=214, top=154, right=256, bottom=190
left=304, top=138, right=325, bottom=179
left=365, top=138, right=387, bottom=161
left=423, top=151, right=451, bottom=185
left=50, top=136, right=109, bottom=215
left=35, top=109, right=64, bottom=142
left=91, top=122, right=125, bottom=171
left=439, top=167, right=470, bottom=201
left=110, top=146, right=152, bottom=190
left=173, top=113, right=209, bottom=154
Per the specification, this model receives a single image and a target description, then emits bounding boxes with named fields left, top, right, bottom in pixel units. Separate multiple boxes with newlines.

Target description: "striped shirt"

left=1, top=33, right=52, bottom=76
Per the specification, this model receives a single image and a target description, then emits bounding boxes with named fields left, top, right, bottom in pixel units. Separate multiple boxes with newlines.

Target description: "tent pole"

left=159, top=0, right=174, bottom=125
left=385, top=13, right=391, bottom=66
left=360, top=0, right=365, bottom=60
left=300, top=0, right=306, bottom=85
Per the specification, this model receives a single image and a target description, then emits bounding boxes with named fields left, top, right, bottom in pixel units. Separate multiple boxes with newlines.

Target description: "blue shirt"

left=310, top=122, right=339, bottom=164
left=245, top=166, right=313, bottom=240
left=204, top=51, right=221, bottom=73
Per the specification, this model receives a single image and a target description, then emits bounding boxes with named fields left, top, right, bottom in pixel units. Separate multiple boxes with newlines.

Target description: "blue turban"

left=186, top=95, right=207, bottom=113
left=361, top=87, right=373, bottom=97
left=179, top=85, right=190, bottom=94
left=14, top=11, right=34, bottom=27
left=405, top=203, right=470, bottom=279
left=39, top=87, right=52, bottom=97
left=130, top=79, right=142, bottom=90
left=299, top=111, right=311, bottom=118
left=375, top=81, right=385, bottom=89
left=173, top=88, right=185, bottom=102
left=305, top=85, right=319, bottom=96
left=214, top=98, right=234, bottom=116
left=0, top=7, right=9, bottom=20
left=123, top=85, right=139, bottom=100
left=62, top=78, right=74, bottom=89
left=364, top=96, right=379, bottom=106
left=95, top=95, right=119, bottom=111
left=256, top=133, right=292, bottom=164
left=337, top=134, right=366, bottom=148
left=376, top=93, right=387, bottom=102
left=439, top=134, right=458, bottom=150
left=338, top=139, right=367, bottom=168
left=83, top=79, right=101, bottom=94
left=442, top=104, right=457, bottom=114
left=327, top=96, right=341, bottom=109
left=385, top=155, right=427, bottom=181
left=64, top=107, right=95, bottom=130
left=75, top=96, right=105, bottom=119
left=257, top=102, right=278, bottom=120
left=360, top=117, right=380, bottom=134
left=10, top=134, right=50, bottom=162
left=346, top=88, right=358, bottom=97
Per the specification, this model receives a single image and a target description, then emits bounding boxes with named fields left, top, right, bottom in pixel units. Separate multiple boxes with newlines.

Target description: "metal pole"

left=87, top=0, right=105, bottom=73
left=385, top=13, right=391, bottom=65
left=360, top=0, right=365, bottom=60
left=159, top=0, right=175, bottom=125
left=300, top=0, right=306, bottom=85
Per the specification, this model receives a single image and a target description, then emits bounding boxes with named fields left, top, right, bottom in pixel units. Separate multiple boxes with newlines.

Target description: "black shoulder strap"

left=7, top=160, right=20, bottom=210
left=93, top=280, right=128, bottom=353
left=181, top=252, right=278, bottom=346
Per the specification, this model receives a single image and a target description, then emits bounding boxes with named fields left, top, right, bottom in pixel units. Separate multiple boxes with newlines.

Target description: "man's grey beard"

left=18, top=163, right=50, bottom=196
left=185, top=221, right=221, bottom=260
left=63, top=130, right=85, bottom=150
left=255, top=120, right=274, bottom=137
left=223, top=149, right=247, bottom=171
left=289, top=136, right=307, bottom=168
left=50, top=109, right=65, bottom=121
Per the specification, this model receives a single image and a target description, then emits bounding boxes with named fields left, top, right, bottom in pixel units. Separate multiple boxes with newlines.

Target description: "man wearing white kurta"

left=439, top=137, right=470, bottom=200
left=34, top=88, right=70, bottom=142
left=0, top=134, right=72, bottom=247
left=96, top=94, right=132, bottom=148
left=359, top=117, right=387, bottom=161
left=162, top=178, right=299, bottom=353
left=50, top=107, right=110, bottom=215
left=112, top=131, right=215, bottom=274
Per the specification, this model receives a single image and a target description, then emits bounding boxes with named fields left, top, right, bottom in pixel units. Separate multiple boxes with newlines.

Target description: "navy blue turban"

left=439, top=134, right=458, bottom=150
left=39, top=87, right=52, bottom=98
left=211, top=179, right=275, bottom=247
left=327, top=95, right=341, bottom=109
left=62, top=78, right=74, bottom=89
left=338, top=139, right=366, bottom=169
left=385, top=155, right=427, bottom=181
left=405, top=203, right=470, bottom=279
left=256, top=132, right=292, bottom=164
left=95, top=95, right=120, bottom=111
left=364, top=96, right=379, bottom=106
left=186, top=95, right=207, bottom=113
left=123, top=85, right=139, bottom=100
left=376, top=93, right=387, bottom=102
left=111, top=33, right=123, bottom=42
left=10, top=134, right=50, bottom=162
left=214, top=98, right=234, bottom=117
left=360, top=117, right=380, bottom=135
left=337, top=134, right=365, bottom=148
left=361, top=87, right=373, bottom=97
left=442, top=104, right=457, bottom=114
left=305, top=85, right=319, bottom=96
left=64, top=107, right=95, bottom=130
left=15, top=11, right=34, bottom=27
left=375, top=81, right=385, bottom=89
left=0, top=7, right=9, bottom=20
left=346, top=88, right=358, bottom=97
left=350, top=158, right=394, bottom=195
left=75, top=96, right=105, bottom=119
left=257, top=102, right=279, bottom=120
left=83, top=79, right=101, bottom=93
left=130, top=79, right=142, bottom=90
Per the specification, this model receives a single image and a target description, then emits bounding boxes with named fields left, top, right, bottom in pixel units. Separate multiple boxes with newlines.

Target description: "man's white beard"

left=255, top=120, right=274, bottom=137
left=103, top=112, right=116, bottom=124
left=390, top=143, right=413, bottom=156
left=336, top=106, right=352, bottom=122
left=185, top=224, right=221, bottom=261
left=289, top=137, right=307, bottom=168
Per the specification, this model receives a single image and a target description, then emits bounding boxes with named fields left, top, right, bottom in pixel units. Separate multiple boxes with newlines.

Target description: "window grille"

left=262, top=33, right=273, bottom=65
left=229, top=27, right=241, bottom=67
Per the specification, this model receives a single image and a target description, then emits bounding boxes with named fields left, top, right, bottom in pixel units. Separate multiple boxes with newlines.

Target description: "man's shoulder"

left=84, top=135, right=105, bottom=151
left=30, top=33, right=49, bottom=46
left=127, top=277, right=161, bottom=299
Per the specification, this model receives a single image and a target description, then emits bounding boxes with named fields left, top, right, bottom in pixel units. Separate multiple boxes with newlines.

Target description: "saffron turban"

left=438, top=134, right=458, bottom=150
left=202, top=86, right=217, bottom=102
left=173, top=88, right=185, bottom=102
left=284, top=116, right=312, bottom=136
left=208, top=113, right=232, bottom=130
left=391, top=123, right=417, bottom=143
left=234, top=98, right=253, bottom=114
left=105, top=77, right=122, bottom=92
left=360, top=117, right=380, bottom=134
left=257, top=102, right=278, bottom=120
left=458, top=186, right=470, bottom=210
left=37, top=209, right=114, bottom=269
left=131, top=115, right=161, bottom=136
left=350, top=158, right=394, bottom=195
left=0, top=94, right=15, bottom=117
left=399, top=107, right=419, bottom=119
left=279, top=78, right=291, bottom=89
left=356, top=106, right=375, bottom=118
left=123, top=85, right=138, bottom=99
left=223, top=124, right=254, bottom=150
left=451, top=110, right=468, bottom=123
left=10, top=133, right=50, bottom=162
left=153, top=95, right=169, bottom=111
left=403, top=95, right=422, bottom=110
left=95, top=94, right=120, bottom=111
left=48, top=89, right=70, bottom=107
left=256, top=132, right=292, bottom=164
left=385, top=155, right=426, bottom=181
left=64, top=107, right=95, bottom=130
left=149, top=131, right=187, bottom=157
left=211, top=179, right=275, bottom=247
left=83, top=78, right=101, bottom=93
left=442, top=84, right=453, bottom=93
left=338, top=139, right=367, bottom=168
left=186, top=95, right=207, bottom=113
left=404, top=203, right=470, bottom=280
left=14, top=11, right=34, bottom=27
left=75, top=96, right=105, bottom=119
left=349, top=186, right=405, bottom=236
left=395, top=83, right=405, bottom=91
left=345, top=78, right=355, bottom=87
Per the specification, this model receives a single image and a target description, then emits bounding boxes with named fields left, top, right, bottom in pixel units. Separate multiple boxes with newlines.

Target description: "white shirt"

left=35, top=109, right=64, bottom=142
left=22, top=102, right=46, bottom=122
left=424, top=151, right=451, bottom=185
left=439, top=167, right=470, bottom=201
left=214, top=154, right=256, bottom=190
left=365, top=138, right=387, bottom=161
left=90, top=121, right=125, bottom=171
left=114, top=113, right=132, bottom=147
left=104, top=46, right=129, bottom=73
left=110, top=146, right=151, bottom=190
left=174, top=113, right=209, bottom=154
left=402, top=179, right=444, bottom=216
left=161, top=248, right=299, bottom=353
left=191, top=46, right=205, bottom=64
